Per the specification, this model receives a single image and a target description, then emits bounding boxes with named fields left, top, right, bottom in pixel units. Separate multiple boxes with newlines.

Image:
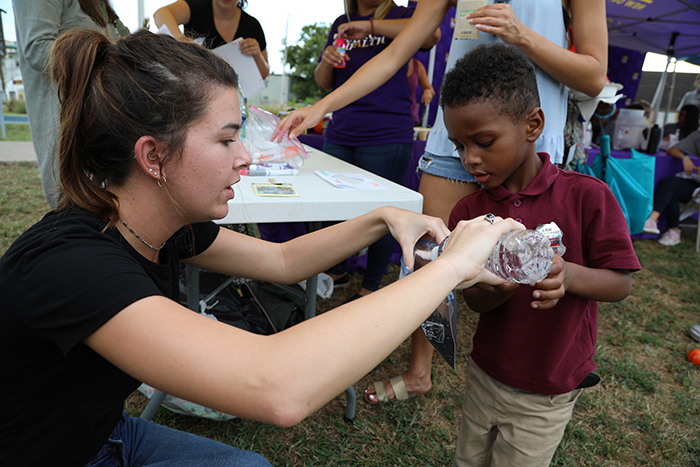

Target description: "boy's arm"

left=462, top=281, right=518, bottom=313
left=530, top=256, right=632, bottom=309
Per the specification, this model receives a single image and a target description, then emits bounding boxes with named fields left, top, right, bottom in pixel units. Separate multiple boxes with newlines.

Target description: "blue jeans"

left=85, top=412, right=272, bottom=467
left=322, top=142, right=412, bottom=291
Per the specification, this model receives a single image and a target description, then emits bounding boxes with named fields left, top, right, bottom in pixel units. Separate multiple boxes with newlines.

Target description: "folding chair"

left=678, top=187, right=700, bottom=253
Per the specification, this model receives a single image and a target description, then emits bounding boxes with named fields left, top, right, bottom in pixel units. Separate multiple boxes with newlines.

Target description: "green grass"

left=3, top=161, right=700, bottom=466
left=0, top=123, right=32, bottom=141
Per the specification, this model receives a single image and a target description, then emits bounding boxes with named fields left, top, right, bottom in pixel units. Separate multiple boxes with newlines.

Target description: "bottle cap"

left=688, top=349, right=700, bottom=365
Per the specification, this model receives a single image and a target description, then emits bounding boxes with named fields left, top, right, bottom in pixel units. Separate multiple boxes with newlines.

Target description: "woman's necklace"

left=119, top=218, right=166, bottom=251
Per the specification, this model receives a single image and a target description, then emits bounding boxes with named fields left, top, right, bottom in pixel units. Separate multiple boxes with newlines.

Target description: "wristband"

left=370, top=17, right=374, bottom=36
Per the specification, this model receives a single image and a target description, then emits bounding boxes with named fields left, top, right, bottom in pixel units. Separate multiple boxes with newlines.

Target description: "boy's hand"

left=474, top=278, right=518, bottom=294
left=530, top=255, right=568, bottom=309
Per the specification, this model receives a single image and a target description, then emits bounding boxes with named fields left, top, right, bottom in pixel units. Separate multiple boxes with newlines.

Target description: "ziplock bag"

left=242, top=106, right=310, bottom=166
left=399, top=239, right=457, bottom=369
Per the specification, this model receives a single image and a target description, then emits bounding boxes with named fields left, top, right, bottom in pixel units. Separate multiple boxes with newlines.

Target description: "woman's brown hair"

left=344, top=0, right=397, bottom=20
left=50, top=29, right=239, bottom=227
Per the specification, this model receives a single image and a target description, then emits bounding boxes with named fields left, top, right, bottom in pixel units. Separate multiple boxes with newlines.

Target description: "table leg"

left=141, top=265, right=201, bottom=420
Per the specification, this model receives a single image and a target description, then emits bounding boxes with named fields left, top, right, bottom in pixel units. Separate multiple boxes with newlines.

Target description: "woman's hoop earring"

left=147, top=151, right=157, bottom=161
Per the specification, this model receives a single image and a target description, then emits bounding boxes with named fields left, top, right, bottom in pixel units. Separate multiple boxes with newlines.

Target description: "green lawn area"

left=2, top=161, right=700, bottom=466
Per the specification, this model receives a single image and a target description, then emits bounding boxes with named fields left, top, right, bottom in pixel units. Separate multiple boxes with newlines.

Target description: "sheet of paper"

left=453, top=0, right=487, bottom=40
left=212, top=38, right=266, bottom=98
left=157, top=23, right=174, bottom=37
left=314, top=171, right=387, bottom=190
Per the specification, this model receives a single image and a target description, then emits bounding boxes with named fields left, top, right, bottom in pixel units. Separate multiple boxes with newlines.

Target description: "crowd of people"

left=3, top=0, right=699, bottom=466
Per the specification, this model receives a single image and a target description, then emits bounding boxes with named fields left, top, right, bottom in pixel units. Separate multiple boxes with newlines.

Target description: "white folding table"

left=142, top=145, right=423, bottom=422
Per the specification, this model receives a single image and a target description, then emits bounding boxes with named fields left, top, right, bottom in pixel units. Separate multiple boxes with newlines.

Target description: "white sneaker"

left=658, top=229, right=681, bottom=246
left=690, top=325, right=700, bottom=343
left=643, top=218, right=660, bottom=235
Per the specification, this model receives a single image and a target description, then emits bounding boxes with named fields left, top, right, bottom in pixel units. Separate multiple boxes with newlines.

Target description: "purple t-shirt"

left=322, top=6, right=415, bottom=146
left=449, top=154, right=641, bottom=395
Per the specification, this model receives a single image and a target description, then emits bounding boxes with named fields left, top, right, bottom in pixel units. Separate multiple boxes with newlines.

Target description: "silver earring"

left=147, top=151, right=157, bottom=161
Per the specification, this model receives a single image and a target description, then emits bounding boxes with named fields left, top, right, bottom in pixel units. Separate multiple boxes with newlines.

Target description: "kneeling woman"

left=0, top=29, right=521, bottom=467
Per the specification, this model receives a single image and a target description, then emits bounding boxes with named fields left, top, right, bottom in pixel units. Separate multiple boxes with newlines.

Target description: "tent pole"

left=665, top=58, right=678, bottom=125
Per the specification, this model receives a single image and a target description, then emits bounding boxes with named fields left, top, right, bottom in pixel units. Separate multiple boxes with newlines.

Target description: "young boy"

left=442, top=43, right=641, bottom=466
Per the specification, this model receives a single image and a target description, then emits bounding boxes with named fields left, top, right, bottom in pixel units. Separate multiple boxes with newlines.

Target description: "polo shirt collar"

left=485, top=153, right=558, bottom=201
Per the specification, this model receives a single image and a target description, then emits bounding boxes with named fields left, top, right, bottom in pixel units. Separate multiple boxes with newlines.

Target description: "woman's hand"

left=683, top=155, right=697, bottom=175
left=238, top=37, right=262, bottom=57
left=338, top=20, right=372, bottom=40
left=380, top=208, right=450, bottom=271
left=467, top=3, right=527, bottom=47
left=320, top=44, right=348, bottom=69
left=421, top=87, right=435, bottom=107
left=274, top=104, right=326, bottom=141
left=438, top=215, right=525, bottom=289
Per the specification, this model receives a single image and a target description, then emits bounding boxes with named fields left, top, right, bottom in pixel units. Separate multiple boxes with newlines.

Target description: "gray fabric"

left=12, top=0, right=129, bottom=207
left=674, top=128, right=700, bottom=157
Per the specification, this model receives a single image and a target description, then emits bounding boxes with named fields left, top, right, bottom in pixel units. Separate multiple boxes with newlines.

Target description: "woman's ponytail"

left=51, top=29, right=118, bottom=222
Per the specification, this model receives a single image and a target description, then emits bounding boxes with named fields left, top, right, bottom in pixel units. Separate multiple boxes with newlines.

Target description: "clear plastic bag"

left=138, top=384, right=236, bottom=421
left=242, top=106, right=309, bottom=167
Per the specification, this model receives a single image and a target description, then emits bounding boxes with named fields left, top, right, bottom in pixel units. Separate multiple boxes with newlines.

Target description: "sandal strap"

left=373, top=380, right=389, bottom=402
left=389, top=375, right=409, bottom=401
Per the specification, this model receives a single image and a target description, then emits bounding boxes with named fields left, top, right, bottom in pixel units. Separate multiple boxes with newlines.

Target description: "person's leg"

left=88, top=412, right=272, bottom=467
left=662, top=178, right=698, bottom=229
left=351, top=143, right=413, bottom=294
left=321, top=142, right=357, bottom=281
left=455, top=362, right=582, bottom=467
left=364, top=153, right=480, bottom=403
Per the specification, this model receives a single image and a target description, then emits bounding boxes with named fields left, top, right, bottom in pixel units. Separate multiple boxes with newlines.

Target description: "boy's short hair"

left=440, top=43, right=540, bottom=123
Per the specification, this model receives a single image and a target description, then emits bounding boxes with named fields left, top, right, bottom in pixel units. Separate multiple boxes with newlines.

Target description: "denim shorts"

left=417, top=152, right=477, bottom=183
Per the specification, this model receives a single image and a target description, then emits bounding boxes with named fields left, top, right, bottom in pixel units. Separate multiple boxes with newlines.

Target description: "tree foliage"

left=285, top=23, right=331, bottom=102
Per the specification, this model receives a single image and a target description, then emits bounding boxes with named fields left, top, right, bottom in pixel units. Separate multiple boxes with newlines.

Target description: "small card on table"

left=252, top=183, right=299, bottom=197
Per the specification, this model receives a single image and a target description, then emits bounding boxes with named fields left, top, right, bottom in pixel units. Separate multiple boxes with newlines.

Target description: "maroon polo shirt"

left=449, top=153, right=641, bottom=394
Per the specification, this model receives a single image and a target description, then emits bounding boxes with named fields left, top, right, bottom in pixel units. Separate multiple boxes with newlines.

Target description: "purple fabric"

left=322, top=6, right=415, bottom=146
left=607, top=45, right=646, bottom=108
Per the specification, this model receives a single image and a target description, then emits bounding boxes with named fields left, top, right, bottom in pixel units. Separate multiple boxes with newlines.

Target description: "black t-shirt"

left=0, top=208, right=219, bottom=467
left=184, top=0, right=267, bottom=51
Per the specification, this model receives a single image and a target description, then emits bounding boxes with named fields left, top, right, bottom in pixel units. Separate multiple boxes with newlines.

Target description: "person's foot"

left=363, top=373, right=432, bottom=405
left=658, top=229, right=681, bottom=246
left=326, top=272, right=350, bottom=288
left=643, top=218, right=660, bottom=235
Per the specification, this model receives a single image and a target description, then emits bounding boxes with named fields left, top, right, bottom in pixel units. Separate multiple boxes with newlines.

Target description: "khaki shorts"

left=454, top=361, right=583, bottom=467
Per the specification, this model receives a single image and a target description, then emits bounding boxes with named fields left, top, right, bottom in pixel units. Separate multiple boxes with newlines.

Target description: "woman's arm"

left=416, top=59, right=436, bottom=106
left=338, top=17, right=441, bottom=49
left=185, top=206, right=449, bottom=282
left=467, top=0, right=607, bottom=97
left=84, top=215, right=522, bottom=427
left=153, top=0, right=191, bottom=41
left=275, top=0, right=454, bottom=140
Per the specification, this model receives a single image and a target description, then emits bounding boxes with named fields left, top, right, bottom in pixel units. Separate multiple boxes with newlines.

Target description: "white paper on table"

left=314, top=170, right=387, bottom=190
left=211, top=38, right=266, bottom=98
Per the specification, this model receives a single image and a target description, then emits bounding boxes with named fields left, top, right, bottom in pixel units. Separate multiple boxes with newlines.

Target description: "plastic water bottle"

left=436, top=223, right=565, bottom=285
left=483, top=230, right=554, bottom=284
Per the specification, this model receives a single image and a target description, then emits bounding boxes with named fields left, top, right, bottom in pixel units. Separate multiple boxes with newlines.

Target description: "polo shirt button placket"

left=513, top=198, right=522, bottom=223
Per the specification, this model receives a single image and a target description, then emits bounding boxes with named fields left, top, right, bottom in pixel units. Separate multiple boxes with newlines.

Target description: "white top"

left=425, top=0, right=568, bottom=164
